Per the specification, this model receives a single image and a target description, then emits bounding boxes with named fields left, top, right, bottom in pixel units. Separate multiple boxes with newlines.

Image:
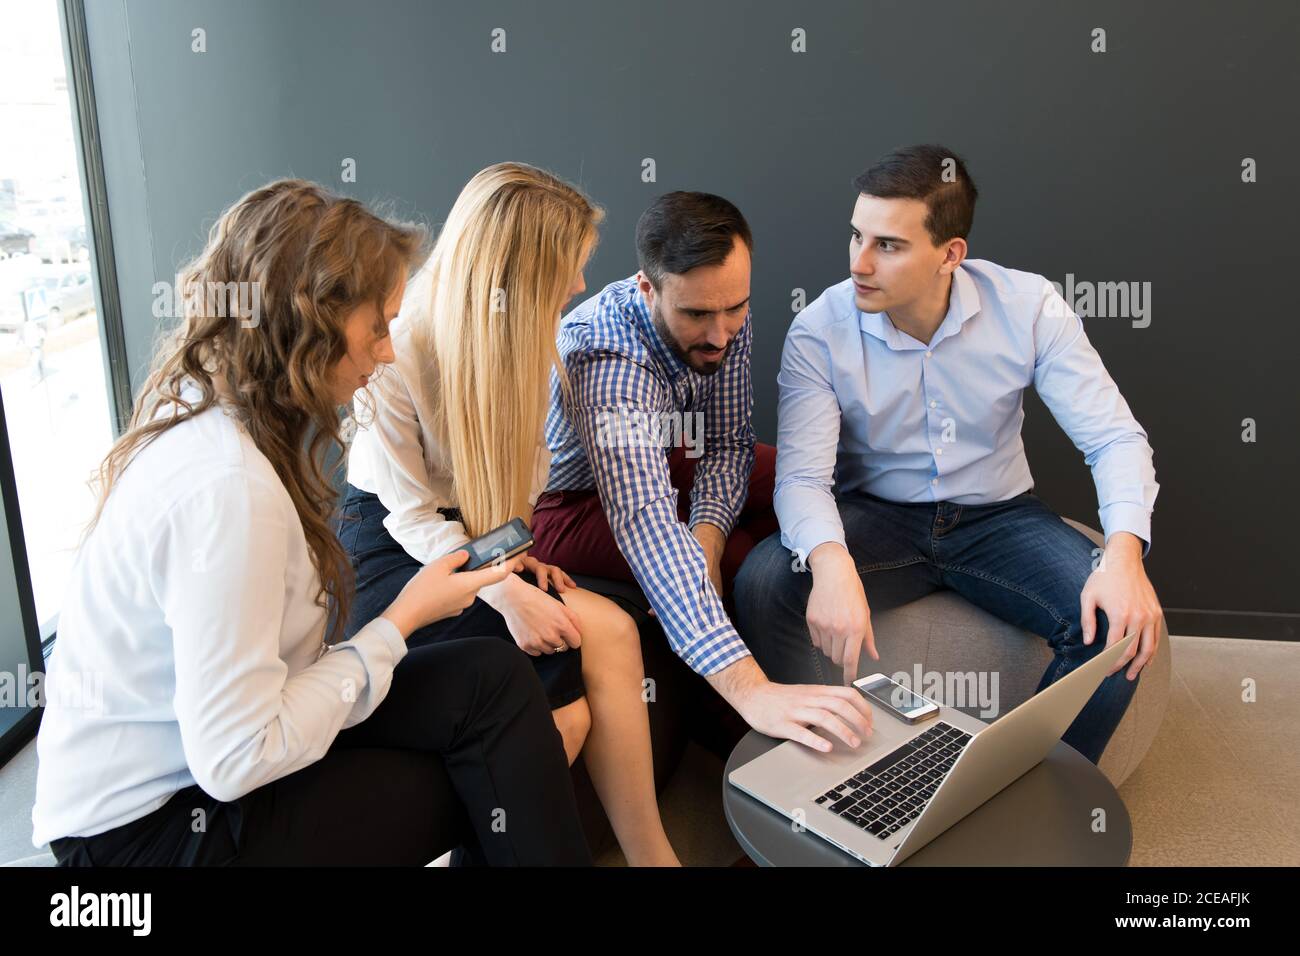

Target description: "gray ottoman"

left=868, top=519, right=1170, bottom=787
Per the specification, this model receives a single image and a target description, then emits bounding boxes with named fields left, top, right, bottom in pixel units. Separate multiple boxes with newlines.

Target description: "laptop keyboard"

left=813, top=721, right=972, bottom=840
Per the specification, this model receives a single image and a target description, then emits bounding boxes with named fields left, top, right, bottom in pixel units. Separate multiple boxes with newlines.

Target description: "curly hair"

left=88, top=179, right=427, bottom=641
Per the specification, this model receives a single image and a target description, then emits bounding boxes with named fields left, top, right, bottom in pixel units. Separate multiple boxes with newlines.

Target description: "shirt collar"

left=858, top=264, right=981, bottom=350
left=628, top=278, right=690, bottom=379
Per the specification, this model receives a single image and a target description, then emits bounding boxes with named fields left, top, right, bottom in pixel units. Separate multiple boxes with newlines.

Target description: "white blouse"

left=345, top=312, right=550, bottom=579
left=31, top=392, right=406, bottom=847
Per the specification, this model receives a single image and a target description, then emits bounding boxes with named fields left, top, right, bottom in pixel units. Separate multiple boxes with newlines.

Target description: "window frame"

left=0, top=389, right=45, bottom=767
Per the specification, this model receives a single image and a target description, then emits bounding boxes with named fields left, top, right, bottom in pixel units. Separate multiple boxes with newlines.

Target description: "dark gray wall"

left=84, top=0, right=1299, bottom=636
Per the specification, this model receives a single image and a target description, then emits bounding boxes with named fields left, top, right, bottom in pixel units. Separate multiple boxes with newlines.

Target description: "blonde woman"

left=32, top=180, right=591, bottom=866
left=342, top=163, right=679, bottom=866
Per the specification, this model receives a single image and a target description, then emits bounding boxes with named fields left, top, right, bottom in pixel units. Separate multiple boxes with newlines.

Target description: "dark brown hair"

left=635, top=191, right=752, bottom=288
left=853, top=144, right=978, bottom=245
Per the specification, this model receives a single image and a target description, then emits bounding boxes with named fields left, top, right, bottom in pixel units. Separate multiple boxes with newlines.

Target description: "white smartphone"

left=854, top=673, right=940, bottom=724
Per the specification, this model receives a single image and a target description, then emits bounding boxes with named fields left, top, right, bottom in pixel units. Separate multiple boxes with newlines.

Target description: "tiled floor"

left=4, top=635, right=1297, bottom=867
left=1117, top=636, right=1300, bottom=866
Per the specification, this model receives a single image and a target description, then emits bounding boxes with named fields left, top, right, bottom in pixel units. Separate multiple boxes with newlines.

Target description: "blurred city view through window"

left=0, top=1, right=114, bottom=632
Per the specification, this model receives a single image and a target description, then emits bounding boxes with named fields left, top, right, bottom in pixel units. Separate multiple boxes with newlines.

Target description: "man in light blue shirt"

left=734, top=145, right=1164, bottom=764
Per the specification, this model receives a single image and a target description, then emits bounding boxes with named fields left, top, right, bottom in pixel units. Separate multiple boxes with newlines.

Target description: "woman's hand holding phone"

left=381, top=550, right=521, bottom=640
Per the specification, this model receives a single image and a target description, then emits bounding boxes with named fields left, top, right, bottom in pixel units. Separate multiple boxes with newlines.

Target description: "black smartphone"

left=454, top=517, right=534, bottom=571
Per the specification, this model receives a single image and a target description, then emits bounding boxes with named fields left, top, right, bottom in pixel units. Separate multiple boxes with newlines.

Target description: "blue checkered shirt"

left=544, top=275, right=756, bottom=676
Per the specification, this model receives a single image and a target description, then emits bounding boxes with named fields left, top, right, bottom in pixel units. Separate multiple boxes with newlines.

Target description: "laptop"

left=728, top=631, right=1137, bottom=866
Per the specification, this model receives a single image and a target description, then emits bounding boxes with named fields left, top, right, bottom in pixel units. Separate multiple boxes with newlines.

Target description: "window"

left=0, top=0, right=126, bottom=761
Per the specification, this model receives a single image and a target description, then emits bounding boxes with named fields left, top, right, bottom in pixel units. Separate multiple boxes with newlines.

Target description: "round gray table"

left=724, top=730, right=1132, bottom=866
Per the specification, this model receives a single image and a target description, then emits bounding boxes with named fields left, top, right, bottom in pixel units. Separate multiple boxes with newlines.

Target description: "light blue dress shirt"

left=774, top=258, right=1158, bottom=564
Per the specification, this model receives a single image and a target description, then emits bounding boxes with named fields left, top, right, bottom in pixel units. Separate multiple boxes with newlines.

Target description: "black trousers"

left=51, top=637, right=592, bottom=866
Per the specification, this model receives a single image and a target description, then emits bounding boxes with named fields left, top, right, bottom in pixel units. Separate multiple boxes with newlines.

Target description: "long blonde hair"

left=408, top=163, right=603, bottom=536
left=89, top=179, right=427, bottom=640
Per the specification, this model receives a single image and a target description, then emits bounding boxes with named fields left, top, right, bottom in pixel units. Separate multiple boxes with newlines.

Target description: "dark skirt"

left=336, top=484, right=585, bottom=710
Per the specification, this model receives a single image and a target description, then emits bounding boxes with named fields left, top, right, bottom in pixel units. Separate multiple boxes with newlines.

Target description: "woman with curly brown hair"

left=30, top=179, right=591, bottom=866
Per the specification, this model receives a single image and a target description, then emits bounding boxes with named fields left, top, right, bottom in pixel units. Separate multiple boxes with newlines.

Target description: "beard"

left=650, top=300, right=729, bottom=376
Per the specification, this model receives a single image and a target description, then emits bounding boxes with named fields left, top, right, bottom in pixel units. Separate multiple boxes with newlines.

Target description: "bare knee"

left=553, top=697, right=591, bottom=765
left=601, top=605, right=640, bottom=648
left=572, top=592, right=641, bottom=654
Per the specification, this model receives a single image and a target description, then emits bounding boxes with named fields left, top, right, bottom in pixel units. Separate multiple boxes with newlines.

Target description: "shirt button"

left=931, top=478, right=938, bottom=486
left=935, top=448, right=943, bottom=456
left=925, top=350, right=933, bottom=358
left=929, top=400, right=937, bottom=408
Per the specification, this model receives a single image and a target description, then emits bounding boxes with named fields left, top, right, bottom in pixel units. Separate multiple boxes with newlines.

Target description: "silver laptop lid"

left=887, top=631, right=1138, bottom=865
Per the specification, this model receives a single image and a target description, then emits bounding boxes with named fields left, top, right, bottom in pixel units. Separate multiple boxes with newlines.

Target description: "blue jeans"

left=733, top=491, right=1139, bottom=764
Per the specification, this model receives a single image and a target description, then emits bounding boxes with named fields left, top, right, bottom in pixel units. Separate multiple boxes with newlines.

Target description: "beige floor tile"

left=1213, top=726, right=1300, bottom=794
left=1255, top=784, right=1300, bottom=846
left=1120, top=669, right=1251, bottom=808
left=1104, top=646, right=1299, bottom=865
left=1171, top=636, right=1300, bottom=733
left=1127, top=787, right=1300, bottom=866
